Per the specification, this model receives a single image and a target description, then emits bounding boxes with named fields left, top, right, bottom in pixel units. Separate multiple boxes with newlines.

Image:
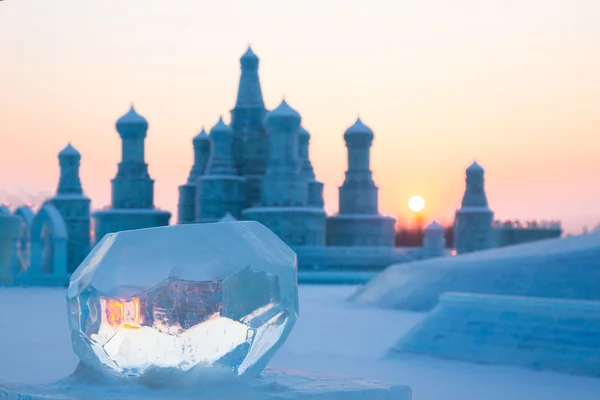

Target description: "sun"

left=408, top=196, right=425, bottom=212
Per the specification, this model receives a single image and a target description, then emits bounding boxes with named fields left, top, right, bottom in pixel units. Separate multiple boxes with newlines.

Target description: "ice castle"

left=177, top=47, right=395, bottom=249
left=0, top=47, right=563, bottom=286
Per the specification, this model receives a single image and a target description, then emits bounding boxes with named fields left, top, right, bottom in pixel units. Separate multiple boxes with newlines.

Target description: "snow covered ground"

left=1, top=285, right=600, bottom=400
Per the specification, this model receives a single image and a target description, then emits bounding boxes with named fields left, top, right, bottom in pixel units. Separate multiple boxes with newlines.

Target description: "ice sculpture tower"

left=196, top=117, right=246, bottom=222
left=0, top=214, right=21, bottom=284
left=326, top=118, right=395, bottom=246
left=93, top=105, right=171, bottom=242
left=423, top=220, right=446, bottom=258
left=177, top=128, right=211, bottom=224
left=298, top=126, right=325, bottom=208
left=230, top=46, right=268, bottom=208
left=453, top=161, right=494, bottom=254
left=48, top=143, right=91, bottom=272
left=243, top=100, right=326, bottom=246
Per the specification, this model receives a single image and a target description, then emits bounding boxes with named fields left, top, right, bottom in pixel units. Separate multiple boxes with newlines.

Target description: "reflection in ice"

left=66, top=222, right=298, bottom=382
left=69, top=275, right=294, bottom=378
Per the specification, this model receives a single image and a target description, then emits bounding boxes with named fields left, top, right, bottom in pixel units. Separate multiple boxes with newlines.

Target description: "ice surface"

left=3, top=286, right=600, bottom=400
left=66, top=221, right=298, bottom=381
left=352, top=232, right=600, bottom=311
left=392, top=292, right=600, bottom=377
left=0, top=368, right=410, bottom=400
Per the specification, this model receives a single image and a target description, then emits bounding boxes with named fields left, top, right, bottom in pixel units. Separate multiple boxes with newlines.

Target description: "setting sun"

left=408, top=196, right=425, bottom=213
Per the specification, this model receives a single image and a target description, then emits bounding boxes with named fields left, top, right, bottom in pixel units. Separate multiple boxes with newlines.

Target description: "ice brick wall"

left=392, top=292, right=600, bottom=377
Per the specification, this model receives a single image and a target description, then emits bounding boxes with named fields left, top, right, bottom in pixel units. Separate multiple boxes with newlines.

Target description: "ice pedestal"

left=0, top=367, right=411, bottom=400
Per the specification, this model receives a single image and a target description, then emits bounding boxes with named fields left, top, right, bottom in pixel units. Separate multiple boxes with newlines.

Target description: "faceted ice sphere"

left=66, top=221, right=298, bottom=380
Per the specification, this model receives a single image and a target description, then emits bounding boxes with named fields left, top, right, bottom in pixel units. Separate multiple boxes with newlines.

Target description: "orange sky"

left=1, top=0, right=599, bottom=233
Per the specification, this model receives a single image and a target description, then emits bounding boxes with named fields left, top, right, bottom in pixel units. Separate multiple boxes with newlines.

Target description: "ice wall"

left=352, top=232, right=600, bottom=311
left=391, top=292, right=600, bottom=377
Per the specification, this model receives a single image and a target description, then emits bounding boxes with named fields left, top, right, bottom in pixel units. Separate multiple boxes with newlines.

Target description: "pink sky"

left=1, top=0, right=599, bottom=233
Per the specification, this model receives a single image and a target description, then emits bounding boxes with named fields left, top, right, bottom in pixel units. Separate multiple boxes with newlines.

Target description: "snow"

left=0, top=368, right=409, bottom=400
left=393, top=292, right=600, bottom=377
left=352, top=232, right=600, bottom=311
left=1, top=285, right=600, bottom=400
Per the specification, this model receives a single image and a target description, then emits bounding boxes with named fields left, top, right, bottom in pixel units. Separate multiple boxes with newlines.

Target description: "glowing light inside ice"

left=66, top=222, right=298, bottom=380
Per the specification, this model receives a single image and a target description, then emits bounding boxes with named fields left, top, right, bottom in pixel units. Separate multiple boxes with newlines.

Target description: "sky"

left=1, top=0, right=599, bottom=233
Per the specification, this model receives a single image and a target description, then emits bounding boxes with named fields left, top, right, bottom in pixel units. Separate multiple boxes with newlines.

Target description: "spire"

left=234, top=46, right=265, bottom=110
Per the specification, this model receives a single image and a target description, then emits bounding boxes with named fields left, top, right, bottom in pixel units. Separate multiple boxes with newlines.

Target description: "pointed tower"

left=243, top=100, right=326, bottom=246
left=177, top=128, right=211, bottom=224
left=196, top=117, right=246, bottom=222
left=230, top=46, right=268, bottom=208
left=339, top=118, right=378, bottom=214
left=111, top=105, right=153, bottom=209
left=298, top=126, right=324, bottom=208
left=453, top=161, right=494, bottom=254
left=48, top=143, right=91, bottom=272
left=423, top=220, right=446, bottom=259
left=326, top=117, right=395, bottom=246
left=189, top=127, right=211, bottom=183
left=260, top=100, right=306, bottom=206
left=93, top=105, right=171, bottom=243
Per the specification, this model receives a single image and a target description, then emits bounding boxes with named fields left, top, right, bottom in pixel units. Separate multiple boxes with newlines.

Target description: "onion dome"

left=116, top=104, right=148, bottom=127
left=344, top=117, right=373, bottom=136
left=241, top=46, right=258, bottom=61
left=210, top=116, right=232, bottom=136
left=298, top=126, right=310, bottom=138
left=240, top=45, right=259, bottom=69
left=58, top=143, right=80, bottom=158
left=193, top=127, right=209, bottom=143
left=267, top=99, right=301, bottom=122
left=466, top=161, right=484, bottom=174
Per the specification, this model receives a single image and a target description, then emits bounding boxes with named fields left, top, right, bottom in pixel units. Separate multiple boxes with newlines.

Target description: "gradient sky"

left=1, top=0, right=599, bottom=233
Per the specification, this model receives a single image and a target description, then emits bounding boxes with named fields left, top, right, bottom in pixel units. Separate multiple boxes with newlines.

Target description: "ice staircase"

left=391, top=292, right=600, bottom=377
